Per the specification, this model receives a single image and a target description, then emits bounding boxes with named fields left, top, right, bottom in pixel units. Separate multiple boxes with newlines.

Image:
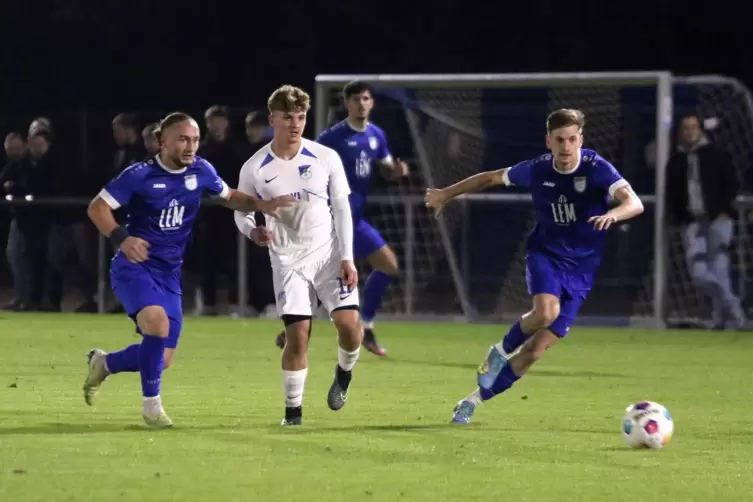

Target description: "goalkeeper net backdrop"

left=314, top=72, right=753, bottom=329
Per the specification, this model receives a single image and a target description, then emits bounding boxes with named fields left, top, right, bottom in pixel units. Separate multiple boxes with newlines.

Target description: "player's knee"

left=136, top=306, right=170, bottom=338
left=331, top=306, right=361, bottom=338
left=532, top=304, right=560, bottom=328
left=370, top=246, right=399, bottom=276
left=282, top=315, right=311, bottom=355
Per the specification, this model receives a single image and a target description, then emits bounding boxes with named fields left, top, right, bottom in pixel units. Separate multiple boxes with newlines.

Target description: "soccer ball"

left=621, top=401, right=674, bottom=449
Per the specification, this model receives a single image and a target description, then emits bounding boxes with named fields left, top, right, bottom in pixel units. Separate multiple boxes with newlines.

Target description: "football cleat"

left=282, top=406, right=302, bottom=426
left=362, top=328, right=387, bottom=357
left=451, top=399, right=476, bottom=424
left=83, top=348, right=110, bottom=406
left=327, top=365, right=351, bottom=411
left=143, top=409, right=173, bottom=428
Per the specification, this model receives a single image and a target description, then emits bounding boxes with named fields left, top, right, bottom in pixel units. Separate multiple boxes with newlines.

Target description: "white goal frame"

left=314, top=71, right=675, bottom=328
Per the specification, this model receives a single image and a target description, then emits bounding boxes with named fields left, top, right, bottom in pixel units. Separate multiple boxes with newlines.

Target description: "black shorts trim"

left=331, top=305, right=359, bottom=314
left=281, top=314, right=313, bottom=327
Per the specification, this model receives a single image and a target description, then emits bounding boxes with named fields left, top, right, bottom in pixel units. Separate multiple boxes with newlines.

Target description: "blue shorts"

left=525, top=251, right=591, bottom=337
left=354, top=220, right=386, bottom=259
left=111, top=264, right=183, bottom=349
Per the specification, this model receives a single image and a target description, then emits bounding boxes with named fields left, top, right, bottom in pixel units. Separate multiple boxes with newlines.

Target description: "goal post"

left=314, top=71, right=675, bottom=327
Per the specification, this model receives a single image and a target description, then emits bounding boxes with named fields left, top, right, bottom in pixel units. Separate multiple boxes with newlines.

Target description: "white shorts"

left=273, top=250, right=359, bottom=318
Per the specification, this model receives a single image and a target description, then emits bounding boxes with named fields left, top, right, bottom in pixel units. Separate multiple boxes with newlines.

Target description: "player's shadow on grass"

left=528, top=369, right=626, bottom=379
left=0, top=422, right=230, bottom=435
left=273, top=423, right=449, bottom=434
left=378, top=358, right=626, bottom=378
left=369, top=358, right=481, bottom=371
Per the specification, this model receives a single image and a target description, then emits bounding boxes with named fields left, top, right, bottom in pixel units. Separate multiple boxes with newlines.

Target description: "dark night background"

left=2, top=2, right=751, bottom=109
left=0, top=0, right=751, bottom=318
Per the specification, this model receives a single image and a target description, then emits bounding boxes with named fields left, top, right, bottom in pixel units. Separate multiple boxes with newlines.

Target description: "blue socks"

left=479, top=365, right=520, bottom=401
left=502, top=321, right=528, bottom=354
left=139, top=335, right=166, bottom=398
left=361, top=271, right=392, bottom=322
left=105, top=344, right=140, bottom=374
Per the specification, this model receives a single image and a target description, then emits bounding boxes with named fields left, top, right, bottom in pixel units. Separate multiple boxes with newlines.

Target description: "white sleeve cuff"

left=218, top=181, right=230, bottom=199
left=234, top=211, right=256, bottom=238
left=98, top=189, right=121, bottom=210
left=331, top=196, right=354, bottom=261
left=502, top=169, right=512, bottom=186
left=608, top=179, right=630, bottom=197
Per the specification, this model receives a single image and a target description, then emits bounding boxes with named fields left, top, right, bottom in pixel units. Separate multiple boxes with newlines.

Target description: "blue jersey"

left=507, top=149, right=627, bottom=275
left=100, top=155, right=229, bottom=289
left=316, top=120, right=392, bottom=221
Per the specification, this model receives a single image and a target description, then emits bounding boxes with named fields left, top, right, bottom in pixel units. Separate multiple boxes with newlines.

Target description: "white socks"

left=337, top=346, right=360, bottom=372
left=282, top=369, right=308, bottom=408
left=282, top=348, right=358, bottom=408
left=143, top=395, right=163, bottom=414
left=465, top=388, right=483, bottom=406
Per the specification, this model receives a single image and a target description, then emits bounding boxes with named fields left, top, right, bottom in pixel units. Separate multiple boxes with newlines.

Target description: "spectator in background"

left=28, top=117, right=52, bottom=137
left=2, top=131, right=52, bottom=310
left=1, top=132, right=34, bottom=310
left=196, top=105, right=242, bottom=314
left=33, top=127, right=98, bottom=313
left=111, top=113, right=145, bottom=177
left=26, top=129, right=69, bottom=311
left=243, top=110, right=270, bottom=156
left=142, top=122, right=160, bottom=157
left=666, top=114, right=745, bottom=329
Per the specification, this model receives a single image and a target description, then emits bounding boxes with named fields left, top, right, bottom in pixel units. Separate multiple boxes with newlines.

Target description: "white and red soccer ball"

left=622, top=401, right=674, bottom=449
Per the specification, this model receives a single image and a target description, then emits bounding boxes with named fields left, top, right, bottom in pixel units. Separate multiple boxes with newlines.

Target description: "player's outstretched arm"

left=588, top=185, right=644, bottom=231
left=220, top=189, right=294, bottom=219
left=424, top=168, right=507, bottom=216
left=87, top=196, right=150, bottom=263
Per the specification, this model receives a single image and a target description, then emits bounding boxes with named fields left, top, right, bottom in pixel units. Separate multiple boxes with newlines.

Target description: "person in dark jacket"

left=666, top=114, right=745, bottom=329
left=1, top=131, right=51, bottom=310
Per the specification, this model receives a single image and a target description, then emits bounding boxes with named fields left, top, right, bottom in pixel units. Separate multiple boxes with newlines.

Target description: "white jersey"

left=237, top=138, right=351, bottom=269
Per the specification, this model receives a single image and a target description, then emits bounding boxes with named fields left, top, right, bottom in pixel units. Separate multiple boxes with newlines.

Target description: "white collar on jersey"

left=345, top=118, right=369, bottom=132
left=155, top=154, right=188, bottom=174
left=268, top=141, right=306, bottom=161
left=551, top=148, right=581, bottom=175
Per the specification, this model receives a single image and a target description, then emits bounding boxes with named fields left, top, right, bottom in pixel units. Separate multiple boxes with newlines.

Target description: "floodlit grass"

left=1, top=313, right=752, bottom=501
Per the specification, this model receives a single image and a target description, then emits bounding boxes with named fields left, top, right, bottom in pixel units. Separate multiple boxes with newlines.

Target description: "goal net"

left=313, top=72, right=753, bottom=328
left=658, top=76, right=753, bottom=328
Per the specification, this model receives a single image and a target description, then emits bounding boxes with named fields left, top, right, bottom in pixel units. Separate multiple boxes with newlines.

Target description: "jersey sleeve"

left=503, top=159, right=534, bottom=188
left=327, top=149, right=351, bottom=200
left=236, top=161, right=259, bottom=199
left=99, top=165, right=140, bottom=209
left=593, top=157, right=629, bottom=197
left=315, top=129, right=335, bottom=149
left=201, top=159, right=230, bottom=198
left=375, top=127, right=392, bottom=162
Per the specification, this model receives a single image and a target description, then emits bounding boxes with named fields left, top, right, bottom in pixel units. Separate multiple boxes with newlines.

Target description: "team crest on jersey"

left=574, top=176, right=587, bottom=193
left=298, top=165, right=312, bottom=180
left=369, top=136, right=379, bottom=150
left=184, top=174, right=198, bottom=191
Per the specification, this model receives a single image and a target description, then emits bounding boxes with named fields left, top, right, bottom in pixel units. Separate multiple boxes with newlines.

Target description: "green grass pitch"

left=1, top=313, right=752, bottom=501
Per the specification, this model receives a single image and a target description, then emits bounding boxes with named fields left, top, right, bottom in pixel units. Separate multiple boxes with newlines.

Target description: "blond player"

left=234, top=86, right=362, bottom=426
